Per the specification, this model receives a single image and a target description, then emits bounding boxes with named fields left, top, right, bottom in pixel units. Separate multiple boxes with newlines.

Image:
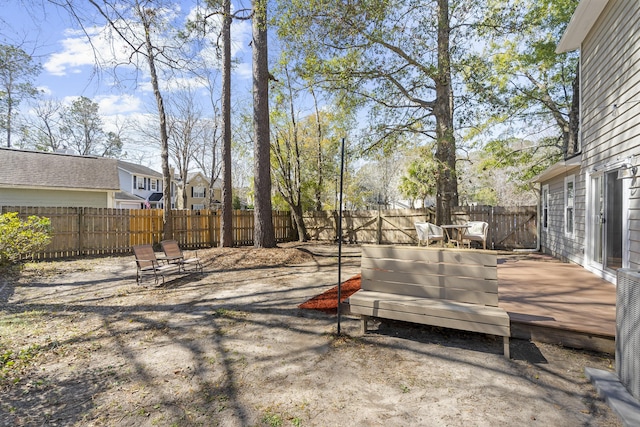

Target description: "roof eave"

left=532, top=156, right=582, bottom=183
left=556, top=0, right=610, bottom=53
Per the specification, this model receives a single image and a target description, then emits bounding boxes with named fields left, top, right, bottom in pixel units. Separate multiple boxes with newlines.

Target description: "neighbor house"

left=173, top=171, right=222, bottom=210
left=0, top=148, right=120, bottom=208
left=534, top=0, right=639, bottom=284
left=116, top=160, right=164, bottom=209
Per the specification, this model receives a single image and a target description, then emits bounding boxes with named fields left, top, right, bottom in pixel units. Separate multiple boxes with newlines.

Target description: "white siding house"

left=536, top=0, right=640, bottom=284
left=0, top=148, right=119, bottom=208
left=116, top=160, right=164, bottom=209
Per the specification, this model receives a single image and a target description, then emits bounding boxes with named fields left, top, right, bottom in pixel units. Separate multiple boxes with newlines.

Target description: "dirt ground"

left=0, top=242, right=621, bottom=427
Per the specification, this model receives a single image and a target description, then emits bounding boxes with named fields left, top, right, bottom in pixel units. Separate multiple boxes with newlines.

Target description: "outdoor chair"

left=461, top=221, right=489, bottom=249
left=415, top=222, right=444, bottom=246
left=132, top=244, right=179, bottom=285
left=160, top=240, right=203, bottom=273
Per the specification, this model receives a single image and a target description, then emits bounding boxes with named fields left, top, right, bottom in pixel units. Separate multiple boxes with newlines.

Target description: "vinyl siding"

left=118, top=169, right=133, bottom=193
left=581, top=0, right=640, bottom=269
left=541, top=175, right=583, bottom=264
left=0, top=188, right=113, bottom=208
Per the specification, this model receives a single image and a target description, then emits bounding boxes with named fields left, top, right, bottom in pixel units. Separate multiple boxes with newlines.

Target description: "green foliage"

left=0, top=212, right=53, bottom=265
left=61, top=96, right=106, bottom=156
left=0, top=43, right=42, bottom=146
left=232, top=195, right=243, bottom=210
left=0, top=343, right=42, bottom=385
left=398, top=147, right=438, bottom=206
left=261, top=410, right=283, bottom=427
left=468, top=0, right=579, bottom=146
left=471, top=187, right=499, bottom=207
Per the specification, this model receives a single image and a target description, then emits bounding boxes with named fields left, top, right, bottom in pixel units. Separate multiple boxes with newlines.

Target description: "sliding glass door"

left=590, top=171, right=623, bottom=272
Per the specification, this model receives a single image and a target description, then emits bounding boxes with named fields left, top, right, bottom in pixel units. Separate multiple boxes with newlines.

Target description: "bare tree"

left=30, top=98, right=65, bottom=152
left=166, top=87, right=204, bottom=209
left=271, top=64, right=307, bottom=241
left=57, top=0, right=191, bottom=239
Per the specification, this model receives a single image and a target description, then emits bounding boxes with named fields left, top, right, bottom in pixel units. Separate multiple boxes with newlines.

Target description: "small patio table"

left=441, top=224, right=471, bottom=247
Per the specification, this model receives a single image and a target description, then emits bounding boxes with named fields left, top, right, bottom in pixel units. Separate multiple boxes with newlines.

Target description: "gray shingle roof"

left=0, top=148, right=120, bottom=191
left=117, top=160, right=162, bottom=178
left=115, top=191, right=144, bottom=201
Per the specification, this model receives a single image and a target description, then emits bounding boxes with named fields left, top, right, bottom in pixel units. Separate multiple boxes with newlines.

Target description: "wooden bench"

left=348, top=245, right=511, bottom=358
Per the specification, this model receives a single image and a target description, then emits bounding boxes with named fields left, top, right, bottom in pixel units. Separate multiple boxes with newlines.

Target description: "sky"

left=1, top=0, right=256, bottom=169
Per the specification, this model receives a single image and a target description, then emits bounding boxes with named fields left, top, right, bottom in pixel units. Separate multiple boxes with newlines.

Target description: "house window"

left=564, top=175, right=575, bottom=237
left=137, top=176, right=145, bottom=190
left=542, top=185, right=549, bottom=230
left=151, top=179, right=157, bottom=191
left=192, top=186, right=205, bottom=198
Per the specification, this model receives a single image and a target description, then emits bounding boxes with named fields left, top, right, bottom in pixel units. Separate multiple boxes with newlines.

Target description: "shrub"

left=0, top=212, right=53, bottom=265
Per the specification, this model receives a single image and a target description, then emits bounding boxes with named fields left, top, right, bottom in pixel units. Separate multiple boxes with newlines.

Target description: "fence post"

left=209, top=210, right=217, bottom=247
left=377, top=206, right=382, bottom=244
left=78, top=207, right=84, bottom=256
left=490, top=206, right=494, bottom=250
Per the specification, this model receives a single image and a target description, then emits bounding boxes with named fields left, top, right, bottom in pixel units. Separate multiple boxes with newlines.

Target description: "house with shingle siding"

left=535, top=0, right=640, bottom=284
left=0, top=148, right=119, bottom=208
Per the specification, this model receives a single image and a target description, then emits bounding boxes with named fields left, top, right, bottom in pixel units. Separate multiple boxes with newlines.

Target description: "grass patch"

left=0, top=343, right=43, bottom=385
left=0, top=309, right=48, bottom=327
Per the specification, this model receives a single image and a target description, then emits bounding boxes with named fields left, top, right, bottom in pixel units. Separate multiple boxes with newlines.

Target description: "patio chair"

left=160, top=240, right=203, bottom=273
left=132, top=244, right=179, bottom=285
left=415, top=222, right=444, bottom=247
left=461, top=221, right=489, bottom=249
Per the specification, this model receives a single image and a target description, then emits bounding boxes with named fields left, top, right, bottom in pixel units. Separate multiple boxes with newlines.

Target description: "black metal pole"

left=337, top=137, right=346, bottom=335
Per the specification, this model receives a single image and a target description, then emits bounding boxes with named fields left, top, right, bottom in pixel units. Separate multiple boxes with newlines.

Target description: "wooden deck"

left=498, top=253, right=616, bottom=354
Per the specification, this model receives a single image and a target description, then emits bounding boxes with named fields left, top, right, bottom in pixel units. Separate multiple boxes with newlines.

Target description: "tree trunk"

left=311, top=88, right=323, bottom=211
left=252, top=0, right=276, bottom=248
left=142, top=9, right=172, bottom=240
left=220, top=0, right=234, bottom=247
left=291, top=203, right=307, bottom=242
left=434, top=0, right=457, bottom=226
left=181, top=171, right=188, bottom=209
left=566, top=63, right=580, bottom=158
left=6, top=91, right=12, bottom=148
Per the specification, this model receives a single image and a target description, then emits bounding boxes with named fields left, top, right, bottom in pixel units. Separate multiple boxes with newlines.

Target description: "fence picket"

left=0, top=205, right=536, bottom=260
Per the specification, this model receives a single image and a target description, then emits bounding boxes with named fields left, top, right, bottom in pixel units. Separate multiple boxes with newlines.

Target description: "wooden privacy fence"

left=303, top=205, right=538, bottom=250
left=1, top=206, right=294, bottom=260
left=2, top=205, right=536, bottom=260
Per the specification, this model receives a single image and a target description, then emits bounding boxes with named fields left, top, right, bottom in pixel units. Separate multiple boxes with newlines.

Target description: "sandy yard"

left=0, top=242, right=620, bottom=426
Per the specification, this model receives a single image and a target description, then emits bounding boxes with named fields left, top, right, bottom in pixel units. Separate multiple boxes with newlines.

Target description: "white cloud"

left=44, top=32, right=98, bottom=76
left=96, top=94, right=142, bottom=115
left=37, top=86, right=53, bottom=96
left=235, top=62, right=253, bottom=79
left=44, top=26, right=139, bottom=77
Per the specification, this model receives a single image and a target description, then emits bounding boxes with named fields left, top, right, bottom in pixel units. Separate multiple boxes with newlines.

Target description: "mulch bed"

left=298, top=274, right=361, bottom=314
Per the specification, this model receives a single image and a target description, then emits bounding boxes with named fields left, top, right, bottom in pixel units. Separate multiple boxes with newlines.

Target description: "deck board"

left=497, top=254, right=616, bottom=353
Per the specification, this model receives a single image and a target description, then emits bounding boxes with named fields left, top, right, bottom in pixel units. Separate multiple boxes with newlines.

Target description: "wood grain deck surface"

left=498, top=254, right=616, bottom=338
